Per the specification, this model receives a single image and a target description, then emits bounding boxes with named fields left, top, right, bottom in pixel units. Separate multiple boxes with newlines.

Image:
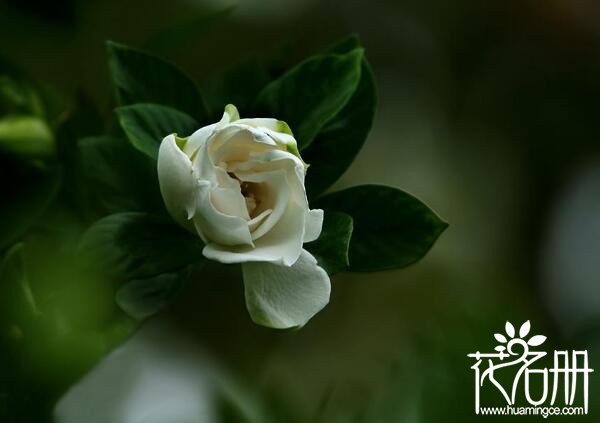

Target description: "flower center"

left=228, top=171, right=264, bottom=218
left=240, top=181, right=261, bottom=217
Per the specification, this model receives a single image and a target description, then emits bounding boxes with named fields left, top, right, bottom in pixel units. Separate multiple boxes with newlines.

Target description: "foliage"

left=0, top=18, right=447, bottom=420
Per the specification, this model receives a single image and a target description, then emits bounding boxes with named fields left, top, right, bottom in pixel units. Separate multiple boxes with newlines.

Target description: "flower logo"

left=493, top=321, right=547, bottom=356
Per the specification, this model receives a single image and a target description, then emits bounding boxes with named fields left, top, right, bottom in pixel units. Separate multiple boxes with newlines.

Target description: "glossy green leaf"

left=316, top=185, right=447, bottom=272
left=304, top=37, right=376, bottom=198
left=254, top=49, right=363, bottom=150
left=80, top=212, right=205, bottom=281
left=54, top=94, right=104, bottom=219
left=305, top=211, right=353, bottom=275
left=116, top=272, right=185, bottom=320
left=78, top=136, right=163, bottom=215
left=203, top=59, right=270, bottom=118
left=106, top=41, right=208, bottom=119
left=116, top=103, right=198, bottom=160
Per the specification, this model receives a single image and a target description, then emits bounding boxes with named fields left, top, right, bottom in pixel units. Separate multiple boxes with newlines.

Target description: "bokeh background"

left=1, top=0, right=600, bottom=421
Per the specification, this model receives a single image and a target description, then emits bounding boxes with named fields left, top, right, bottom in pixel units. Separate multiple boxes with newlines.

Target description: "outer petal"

left=242, top=249, right=330, bottom=329
left=304, top=209, right=324, bottom=242
left=157, top=134, right=198, bottom=231
left=222, top=104, right=240, bottom=122
left=182, top=122, right=216, bottom=157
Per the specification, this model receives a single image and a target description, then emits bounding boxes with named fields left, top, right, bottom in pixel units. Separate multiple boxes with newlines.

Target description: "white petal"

left=191, top=131, right=219, bottom=183
left=157, top=134, right=198, bottom=231
left=242, top=249, right=330, bottom=329
left=191, top=125, right=275, bottom=183
left=252, top=200, right=305, bottom=264
left=202, top=200, right=305, bottom=265
left=304, top=209, right=324, bottom=242
left=248, top=208, right=272, bottom=232
left=229, top=148, right=305, bottom=180
left=238, top=169, right=290, bottom=240
left=235, top=118, right=299, bottom=157
left=210, top=185, right=250, bottom=220
left=235, top=118, right=289, bottom=133
left=230, top=150, right=308, bottom=238
left=182, top=123, right=216, bottom=157
left=210, top=128, right=275, bottom=165
left=193, top=181, right=252, bottom=247
left=183, top=104, right=240, bottom=161
left=221, top=104, right=239, bottom=122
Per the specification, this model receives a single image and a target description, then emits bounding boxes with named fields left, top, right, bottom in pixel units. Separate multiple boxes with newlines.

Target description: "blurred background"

left=1, top=0, right=600, bottom=421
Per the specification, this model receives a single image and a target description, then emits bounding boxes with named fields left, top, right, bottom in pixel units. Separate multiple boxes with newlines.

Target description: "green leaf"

left=116, top=272, right=185, bottom=320
left=80, top=212, right=205, bottom=280
left=315, top=185, right=447, bottom=272
left=54, top=93, right=104, bottom=218
left=304, top=38, right=376, bottom=198
left=78, top=136, right=163, bottom=215
left=116, top=103, right=198, bottom=160
left=0, top=115, right=55, bottom=158
left=324, top=34, right=363, bottom=56
left=305, top=212, right=353, bottom=275
left=0, top=162, right=61, bottom=250
left=203, top=58, right=271, bottom=118
left=106, top=41, right=208, bottom=119
left=254, top=48, right=363, bottom=150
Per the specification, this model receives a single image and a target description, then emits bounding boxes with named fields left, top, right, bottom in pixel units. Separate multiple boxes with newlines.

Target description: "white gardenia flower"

left=157, top=104, right=329, bottom=328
